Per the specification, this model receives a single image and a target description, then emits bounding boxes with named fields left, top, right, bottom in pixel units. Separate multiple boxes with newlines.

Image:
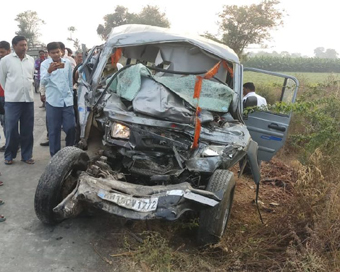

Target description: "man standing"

left=243, top=82, right=267, bottom=108
left=0, top=36, right=35, bottom=165
left=34, top=50, right=45, bottom=93
left=59, top=42, right=76, bottom=70
left=0, top=41, right=11, bottom=222
left=34, top=50, right=46, bottom=107
left=40, top=42, right=75, bottom=157
left=66, top=48, right=73, bottom=57
left=0, top=41, right=11, bottom=152
left=74, top=51, right=83, bottom=66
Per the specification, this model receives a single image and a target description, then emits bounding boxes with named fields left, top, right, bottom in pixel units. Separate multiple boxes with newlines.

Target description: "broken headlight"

left=202, top=145, right=226, bottom=157
left=202, top=145, right=236, bottom=158
left=111, top=123, right=130, bottom=139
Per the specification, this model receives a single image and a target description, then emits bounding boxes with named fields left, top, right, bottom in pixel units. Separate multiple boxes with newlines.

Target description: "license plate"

left=97, top=190, right=158, bottom=212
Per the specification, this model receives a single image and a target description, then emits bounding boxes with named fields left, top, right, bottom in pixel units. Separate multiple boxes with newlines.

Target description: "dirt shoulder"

left=89, top=158, right=298, bottom=272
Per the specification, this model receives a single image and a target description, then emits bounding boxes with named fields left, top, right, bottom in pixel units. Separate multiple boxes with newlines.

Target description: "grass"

left=244, top=71, right=340, bottom=86
left=243, top=71, right=340, bottom=104
left=133, top=231, right=173, bottom=271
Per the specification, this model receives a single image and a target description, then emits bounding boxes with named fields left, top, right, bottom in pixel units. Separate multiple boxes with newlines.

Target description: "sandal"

left=0, top=200, right=4, bottom=206
left=0, top=215, right=6, bottom=222
left=4, top=160, right=13, bottom=165
left=21, top=158, right=35, bottom=164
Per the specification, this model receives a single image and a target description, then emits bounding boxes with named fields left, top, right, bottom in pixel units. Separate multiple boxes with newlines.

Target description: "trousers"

left=4, top=102, right=34, bottom=161
left=46, top=102, right=76, bottom=156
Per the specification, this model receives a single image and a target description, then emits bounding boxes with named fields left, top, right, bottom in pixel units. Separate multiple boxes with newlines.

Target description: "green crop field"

left=242, top=71, right=340, bottom=105
left=243, top=71, right=340, bottom=86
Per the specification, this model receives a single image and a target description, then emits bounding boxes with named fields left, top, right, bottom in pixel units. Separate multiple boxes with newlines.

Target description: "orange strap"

left=194, top=76, right=203, bottom=99
left=204, top=61, right=222, bottom=79
left=222, top=60, right=234, bottom=78
left=111, top=48, right=122, bottom=67
left=192, top=107, right=202, bottom=149
left=192, top=61, right=224, bottom=149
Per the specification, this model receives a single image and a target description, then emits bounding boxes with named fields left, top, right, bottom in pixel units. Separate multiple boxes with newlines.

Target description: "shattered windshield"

left=107, top=64, right=235, bottom=113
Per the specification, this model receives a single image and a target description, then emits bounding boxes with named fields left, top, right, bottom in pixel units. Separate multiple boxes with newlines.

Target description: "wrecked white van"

left=34, top=24, right=299, bottom=245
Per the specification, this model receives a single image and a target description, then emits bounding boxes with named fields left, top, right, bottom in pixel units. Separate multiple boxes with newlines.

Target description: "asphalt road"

left=0, top=94, right=122, bottom=272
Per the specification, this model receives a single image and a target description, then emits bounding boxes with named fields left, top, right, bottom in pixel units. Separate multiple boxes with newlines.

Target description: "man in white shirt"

left=243, top=82, right=267, bottom=108
left=0, top=36, right=35, bottom=165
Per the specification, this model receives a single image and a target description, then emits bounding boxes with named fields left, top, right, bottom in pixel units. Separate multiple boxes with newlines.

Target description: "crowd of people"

left=0, top=35, right=83, bottom=223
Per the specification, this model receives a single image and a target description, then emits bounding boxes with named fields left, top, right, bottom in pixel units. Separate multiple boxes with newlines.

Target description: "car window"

left=243, top=70, right=298, bottom=105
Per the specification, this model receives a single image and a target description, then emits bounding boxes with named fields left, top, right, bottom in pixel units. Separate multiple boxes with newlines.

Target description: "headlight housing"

left=202, top=145, right=237, bottom=158
left=111, top=123, right=130, bottom=139
left=202, top=145, right=226, bottom=157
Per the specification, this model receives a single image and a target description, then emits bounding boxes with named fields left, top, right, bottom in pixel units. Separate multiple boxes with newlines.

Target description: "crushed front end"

left=66, top=25, right=261, bottom=221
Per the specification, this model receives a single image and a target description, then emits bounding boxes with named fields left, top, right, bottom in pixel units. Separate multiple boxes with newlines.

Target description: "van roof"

left=106, top=24, right=240, bottom=64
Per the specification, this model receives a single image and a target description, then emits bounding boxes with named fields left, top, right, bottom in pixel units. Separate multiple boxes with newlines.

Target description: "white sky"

left=0, top=0, right=337, bottom=57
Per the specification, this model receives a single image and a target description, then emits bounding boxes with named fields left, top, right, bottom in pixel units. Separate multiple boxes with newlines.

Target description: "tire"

left=197, top=170, right=236, bottom=245
left=34, top=146, right=90, bottom=224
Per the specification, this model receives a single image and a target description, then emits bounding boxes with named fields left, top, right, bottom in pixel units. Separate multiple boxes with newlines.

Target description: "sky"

left=0, top=0, right=338, bottom=57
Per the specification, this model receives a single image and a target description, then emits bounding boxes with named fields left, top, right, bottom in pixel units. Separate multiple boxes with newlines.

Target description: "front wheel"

left=34, top=147, right=89, bottom=224
left=197, top=170, right=236, bottom=245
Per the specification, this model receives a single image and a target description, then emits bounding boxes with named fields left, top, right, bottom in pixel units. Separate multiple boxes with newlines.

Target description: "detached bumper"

left=54, top=172, right=221, bottom=220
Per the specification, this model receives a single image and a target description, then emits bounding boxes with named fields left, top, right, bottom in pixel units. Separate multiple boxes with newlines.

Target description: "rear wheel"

left=197, top=170, right=235, bottom=245
left=34, top=147, right=89, bottom=224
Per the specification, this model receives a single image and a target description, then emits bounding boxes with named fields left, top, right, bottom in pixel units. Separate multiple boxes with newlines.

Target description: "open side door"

left=242, top=67, right=299, bottom=162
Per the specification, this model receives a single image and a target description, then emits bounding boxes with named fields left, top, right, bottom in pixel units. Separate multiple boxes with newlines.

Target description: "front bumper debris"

left=53, top=172, right=222, bottom=220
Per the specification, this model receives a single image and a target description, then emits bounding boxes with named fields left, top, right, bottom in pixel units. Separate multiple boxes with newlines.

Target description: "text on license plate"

left=97, top=190, right=158, bottom=212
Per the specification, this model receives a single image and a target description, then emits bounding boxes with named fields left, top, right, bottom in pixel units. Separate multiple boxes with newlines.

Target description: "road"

left=0, top=94, right=123, bottom=272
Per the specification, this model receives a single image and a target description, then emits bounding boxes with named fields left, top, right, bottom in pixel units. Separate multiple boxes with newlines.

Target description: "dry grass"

left=193, top=148, right=340, bottom=271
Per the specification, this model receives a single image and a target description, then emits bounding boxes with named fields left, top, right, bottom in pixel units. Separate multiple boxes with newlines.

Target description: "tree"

left=290, top=52, right=302, bottom=58
left=205, top=1, right=284, bottom=58
left=314, top=47, right=325, bottom=58
left=15, top=10, right=45, bottom=47
left=314, top=47, right=338, bottom=59
left=324, top=49, right=338, bottom=59
left=67, top=26, right=81, bottom=51
left=97, top=6, right=131, bottom=40
left=97, top=5, right=170, bottom=40
left=132, top=5, right=170, bottom=28
left=280, top=51, right=290, bottom=57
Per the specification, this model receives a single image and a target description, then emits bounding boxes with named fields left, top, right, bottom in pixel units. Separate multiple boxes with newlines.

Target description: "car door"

left=242, top=67, right=299, bottom=162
